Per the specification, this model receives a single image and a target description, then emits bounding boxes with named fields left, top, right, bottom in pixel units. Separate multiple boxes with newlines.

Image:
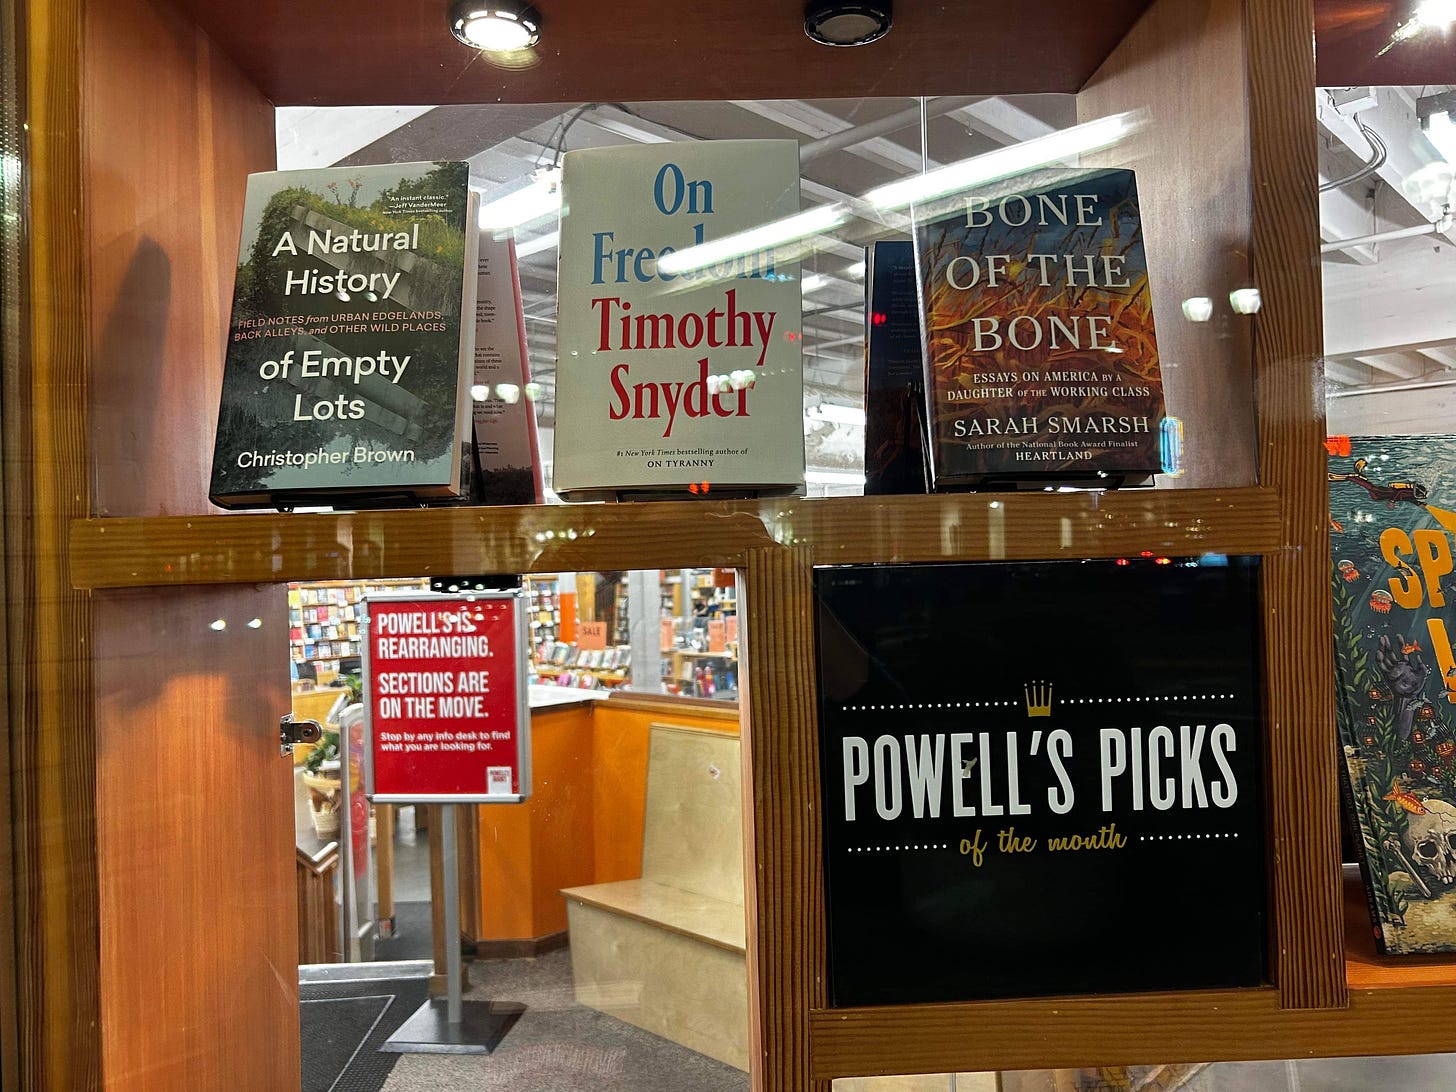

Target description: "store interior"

left=28, top=0, right=1456, bottom=1087
left=288, top=569, right=750, bottom=1090
left=274, top=73, right=1456, bottom=1087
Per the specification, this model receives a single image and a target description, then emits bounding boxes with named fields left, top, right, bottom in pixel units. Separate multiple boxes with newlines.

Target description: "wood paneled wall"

left=1078, top=0, right=1257, bottom=490
left=94, top=585, right=296, bottom=1092
left=84, top=0, right=273, bottom=518
left=79, top=0, right=288, bottom=1089
left=11, top=0, right=101, bottom=1087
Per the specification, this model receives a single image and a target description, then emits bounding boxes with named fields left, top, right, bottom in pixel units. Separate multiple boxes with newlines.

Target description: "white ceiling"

left=1319, top=85, right=1456, bottom=430
left=276, top=89, right=1456, bottom=472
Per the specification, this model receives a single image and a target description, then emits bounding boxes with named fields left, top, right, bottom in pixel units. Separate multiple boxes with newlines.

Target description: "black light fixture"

left=804, top=0, right=892, bottom=46
left=448, top=1, right=543, bottom=52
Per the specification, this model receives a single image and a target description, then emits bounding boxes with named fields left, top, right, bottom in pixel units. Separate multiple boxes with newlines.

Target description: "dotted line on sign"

left=846, top=845, right=949, bottom=853
left=843, top=694, right=1237, bottom=711
left=844, top=701, right=1020, bottom=711
left=1063, top=694, right=1237, bottom=704
left=1139, top=833, right=1239, bottom=841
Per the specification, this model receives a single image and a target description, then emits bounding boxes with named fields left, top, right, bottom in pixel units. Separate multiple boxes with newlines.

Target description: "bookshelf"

left=288, top=578, right=428, bottom=677
left=525, top=574, right=564, bottom=650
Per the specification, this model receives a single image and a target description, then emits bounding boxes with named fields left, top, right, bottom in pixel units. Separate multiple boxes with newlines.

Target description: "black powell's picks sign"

left=815, top=558, right=1267, bottom=1006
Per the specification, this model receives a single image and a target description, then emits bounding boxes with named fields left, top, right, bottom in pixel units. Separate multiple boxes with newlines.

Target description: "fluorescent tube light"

left=655, top=204, right=848, bottom=276
left=1425, top=110, right=1456, bottom=163
left=863, top=111, right=1141, bottom=212
left=515, top=230, right=560, bottom=257
left=801, top=273, right=829, bottom=293
left=479, top=168, right=561, bottom=230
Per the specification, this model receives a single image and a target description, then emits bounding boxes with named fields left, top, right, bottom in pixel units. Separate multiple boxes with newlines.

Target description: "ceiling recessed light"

left=449, top=2, right=542, bottom=53
left=804, top=0, right=892, bottom=46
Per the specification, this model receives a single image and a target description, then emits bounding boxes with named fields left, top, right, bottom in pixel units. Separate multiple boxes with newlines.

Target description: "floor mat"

left=301, top=976, right=430, bottom=1092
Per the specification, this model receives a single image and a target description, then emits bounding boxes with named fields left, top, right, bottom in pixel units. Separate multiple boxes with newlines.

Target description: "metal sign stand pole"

left=380, top=803, right=524, bottom=1054
left=442, top=805, right=463, bottom=1025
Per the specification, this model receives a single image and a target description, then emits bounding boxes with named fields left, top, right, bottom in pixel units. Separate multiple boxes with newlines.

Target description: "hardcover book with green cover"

left=1329, top=434, right=1456, bottom=953
left=210, top=161, right=476, bottom=509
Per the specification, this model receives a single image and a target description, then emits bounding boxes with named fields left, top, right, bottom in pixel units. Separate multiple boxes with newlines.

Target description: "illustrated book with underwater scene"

left=1329, top=434, right=1456, bottom=953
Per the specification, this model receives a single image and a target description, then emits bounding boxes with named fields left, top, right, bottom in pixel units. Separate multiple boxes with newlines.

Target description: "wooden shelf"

left=69, top=488, right=1280, bottom=590
left=807, top=983, right=1456, bottom=1078
left=164, top=0, right=1153, bottom=106
left=1344, top=866, right=1456, bottom=990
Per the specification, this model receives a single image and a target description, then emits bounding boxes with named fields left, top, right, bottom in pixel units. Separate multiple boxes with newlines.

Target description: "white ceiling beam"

left=1419, top=345, right=1456, bottom=369
left=1319, top=177, right=1378, bottom=264
left=950, top=99, right=1055, bottom=145
left=275, top=106, right=434, bottom=170
left=1328, top=379, right=1456, bottom=435
left=1323, top=359, right=1370, bottom=386
left=730, top=99, right=935, bottom=174
left=1315, top=87, right=1456, bottom=245
left=1323, top=243, right=1456, bottom=357
left=1354, top=351, right=1430, bottom=380
left=800, top=97, right=981, bottom=162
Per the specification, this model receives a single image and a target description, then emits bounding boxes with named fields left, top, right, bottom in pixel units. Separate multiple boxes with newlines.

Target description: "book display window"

left=19, top=0, right=1456, bottom=1089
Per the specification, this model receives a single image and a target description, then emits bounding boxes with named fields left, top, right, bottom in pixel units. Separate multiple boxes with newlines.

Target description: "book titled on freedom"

left=915, top=168, right=1165, bottom=490
left=210, top=161, right=477, bottom=509
left=553, top=140, right=805, bottom=499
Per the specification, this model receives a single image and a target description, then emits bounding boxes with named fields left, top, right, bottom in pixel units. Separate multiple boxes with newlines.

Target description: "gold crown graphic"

left=1024, top=680, right=1053, bottom=717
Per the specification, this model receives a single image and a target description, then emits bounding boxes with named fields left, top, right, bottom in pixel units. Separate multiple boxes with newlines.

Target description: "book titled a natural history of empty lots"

left=914, top=168, right=1165, bottom=490
left=552, top=140, right=805, bottom=499
left=209, top=161, right=477, bottom=509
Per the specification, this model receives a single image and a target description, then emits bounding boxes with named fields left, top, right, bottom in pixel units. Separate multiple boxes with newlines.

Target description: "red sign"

left=364, top=593, right=531, bottom=802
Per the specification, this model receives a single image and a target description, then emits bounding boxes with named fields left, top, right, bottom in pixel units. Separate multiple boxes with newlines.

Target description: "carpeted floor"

left=378, top=949, right=749, bottom=1092
left=302, top=976, right=430, bottom=1092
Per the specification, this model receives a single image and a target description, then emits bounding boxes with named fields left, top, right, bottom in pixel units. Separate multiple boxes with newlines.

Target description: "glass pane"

left=98, top=91, right=1263, bottom=511
left=289, top=571, right=750, bottom=1086
left=1318, top=85, right=1456, bottom=962
left=1321, top=84, right=1456, bottom=439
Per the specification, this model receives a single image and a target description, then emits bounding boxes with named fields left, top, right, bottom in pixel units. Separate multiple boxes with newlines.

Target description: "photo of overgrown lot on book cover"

left=1330, top=434, right=1456, bottom=953
left=210, top=161, right=474, bottom=509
